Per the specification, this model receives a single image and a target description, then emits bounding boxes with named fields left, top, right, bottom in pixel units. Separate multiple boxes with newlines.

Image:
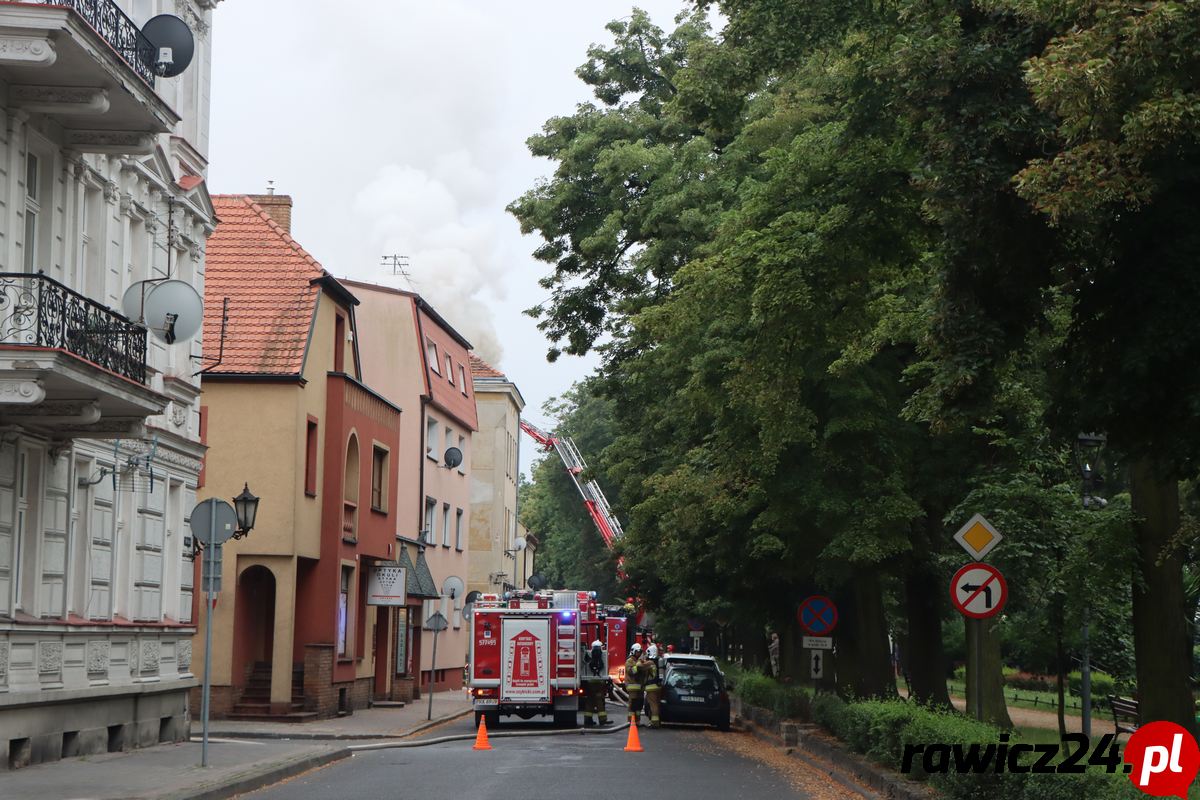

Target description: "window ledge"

left=426, top=453, right=439, bottom=462
left=342, top=536, right=358, bottom=545
left=305, top=491, right=317, bottom=498
left=370, top=506, right=387, bottom=515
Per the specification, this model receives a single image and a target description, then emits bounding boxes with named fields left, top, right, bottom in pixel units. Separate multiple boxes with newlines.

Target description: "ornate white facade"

left=0, top=0, right=217, bottom=770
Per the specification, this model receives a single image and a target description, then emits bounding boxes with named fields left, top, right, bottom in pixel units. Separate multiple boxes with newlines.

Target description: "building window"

left=458, top=364, right=467, bottom=395
left=455, top=508, right=463, bottom=551
left=426, top=417, right=439, bottom=460
left=444, top=426, right=453, bottom=461
left=457, top=435, right=466, bottom=474
left=371, top=446, right=388, bottom=512
left=338, top=565, right=353, bottom=657
left=442, top=502, right=451, bottom=547
left=334, top=315, right=346, bottom=372
left=305, top=418, right=319, bottom=496
left=427, top=340, right=439, bottom=373
left=423, top=497, right=436, bottom=545
left=445, top=355, right=454, bottom=381
left=23, top=153, right=39, bottom=273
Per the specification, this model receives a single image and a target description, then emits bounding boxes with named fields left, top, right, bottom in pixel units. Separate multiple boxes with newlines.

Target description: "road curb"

left=166, top=747, right=351, bottom=800
left=733, top=700, right=933, bottom=800
left=204, top=707, right=474, bottom=741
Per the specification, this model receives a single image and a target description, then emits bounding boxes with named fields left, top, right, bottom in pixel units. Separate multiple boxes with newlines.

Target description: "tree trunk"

left=1129, top=456, right=1196, bottom=734
left=904, top=558, right=953, bottom=707
left=965, top=616, right=1013, bottom=729
left=837, top=570, right=896, bottom=699
left=1055, top=620, right=1067, bottom=739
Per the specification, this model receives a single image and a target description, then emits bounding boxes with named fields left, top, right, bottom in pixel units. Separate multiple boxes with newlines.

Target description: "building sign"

left=367, top=565, right=407, bottom=606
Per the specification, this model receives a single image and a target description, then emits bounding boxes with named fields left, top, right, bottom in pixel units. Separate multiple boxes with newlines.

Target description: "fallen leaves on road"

left=702, top=730, right=869, bottom=800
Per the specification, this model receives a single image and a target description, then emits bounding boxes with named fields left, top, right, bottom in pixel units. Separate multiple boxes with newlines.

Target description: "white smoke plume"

left=347, top=159, right=505, bottom=365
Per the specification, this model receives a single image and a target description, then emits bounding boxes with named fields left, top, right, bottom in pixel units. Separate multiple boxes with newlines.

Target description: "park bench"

left=1108, top=695, right=1139, bottom=735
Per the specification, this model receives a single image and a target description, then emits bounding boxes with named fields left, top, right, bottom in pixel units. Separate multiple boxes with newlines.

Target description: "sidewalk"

left=0, top=690, right=473, bottom=800
left=207, top=689, right=473, bottom=739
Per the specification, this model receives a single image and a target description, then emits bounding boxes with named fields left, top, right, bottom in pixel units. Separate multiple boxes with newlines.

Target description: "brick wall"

left=303, top=644, right=336, bottom=718
left=188, top=685, right=236, bottom=718
left=391, top=676, right=415, bottom=703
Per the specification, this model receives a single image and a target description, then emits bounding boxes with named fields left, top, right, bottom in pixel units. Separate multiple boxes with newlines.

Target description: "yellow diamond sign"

left=953, top=513, right=1003, bottom=560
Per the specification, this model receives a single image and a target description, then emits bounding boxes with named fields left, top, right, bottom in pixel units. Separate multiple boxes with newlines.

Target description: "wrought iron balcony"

left=24, top=0, right=156, bottom=86
left=0, top=272, right=148, bottom=384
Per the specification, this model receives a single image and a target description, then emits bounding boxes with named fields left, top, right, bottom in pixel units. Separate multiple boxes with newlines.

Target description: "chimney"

left=247, top=190, right=292, bottom=233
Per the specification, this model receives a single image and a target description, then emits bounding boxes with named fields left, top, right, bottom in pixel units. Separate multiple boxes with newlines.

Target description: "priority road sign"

left=950, top=562, right=1008, bottom=619
left=953, top=513, right=1003, bottom=561
left=798, top=595, right=838, bottom=636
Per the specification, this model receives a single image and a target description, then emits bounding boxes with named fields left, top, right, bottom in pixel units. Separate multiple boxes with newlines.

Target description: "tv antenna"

left=381, top=254, right=416, bottom=289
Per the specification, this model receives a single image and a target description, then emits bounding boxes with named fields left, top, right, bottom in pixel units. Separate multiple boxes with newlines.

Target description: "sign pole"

left=973, top=618, right=983, bottom=722
left=427, top=627, right=440, bottom=721
left=201, top=513, right=215, bottom=767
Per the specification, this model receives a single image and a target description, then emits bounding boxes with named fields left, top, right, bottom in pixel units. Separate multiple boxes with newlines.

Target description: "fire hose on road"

left=348, top=702, right=633, bottom=752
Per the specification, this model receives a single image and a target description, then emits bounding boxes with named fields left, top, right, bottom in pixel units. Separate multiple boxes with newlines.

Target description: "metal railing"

left=25, top=0, right=156, bottom=86
left=0, top=272, right=148, bottom=383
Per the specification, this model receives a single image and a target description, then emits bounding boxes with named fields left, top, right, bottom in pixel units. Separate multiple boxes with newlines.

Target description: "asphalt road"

left=243, top=712, right=861, bottom=800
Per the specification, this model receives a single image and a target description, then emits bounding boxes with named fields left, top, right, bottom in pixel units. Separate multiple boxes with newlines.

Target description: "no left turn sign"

left=950, top=562, right=1008, bottom=619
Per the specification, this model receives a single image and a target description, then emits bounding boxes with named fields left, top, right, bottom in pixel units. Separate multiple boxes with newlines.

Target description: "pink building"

left=344, top=281, right=477, bottom=693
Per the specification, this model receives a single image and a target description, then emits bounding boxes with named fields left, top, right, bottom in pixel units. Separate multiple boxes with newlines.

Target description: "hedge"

left=809, top=695, right=1145, bottom=799
left=724, top=665, right=810, bottom=719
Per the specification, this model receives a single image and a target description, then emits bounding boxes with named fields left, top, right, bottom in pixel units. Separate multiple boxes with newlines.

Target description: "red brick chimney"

left=247, top=188, right=292, bottom=233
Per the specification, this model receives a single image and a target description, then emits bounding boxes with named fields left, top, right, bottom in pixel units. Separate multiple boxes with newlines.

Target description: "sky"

left=206, top=1, right=695, bottom=477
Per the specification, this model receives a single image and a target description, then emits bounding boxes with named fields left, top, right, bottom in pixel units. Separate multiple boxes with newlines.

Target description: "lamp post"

left=1075, top=433, right=1106, bottom=738
left=196, top=484, right=259, bottom=767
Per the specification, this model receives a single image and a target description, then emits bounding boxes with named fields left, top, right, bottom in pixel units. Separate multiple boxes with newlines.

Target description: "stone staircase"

left=226, top=662, right=317, bottom=722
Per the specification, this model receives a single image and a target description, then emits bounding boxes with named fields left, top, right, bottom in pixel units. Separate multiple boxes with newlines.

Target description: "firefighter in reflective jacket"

left=625, top=643, right=645, bottom=722
left=582, top=639, right=611, bottom=727
left=644, top=644, right=662, bottom=727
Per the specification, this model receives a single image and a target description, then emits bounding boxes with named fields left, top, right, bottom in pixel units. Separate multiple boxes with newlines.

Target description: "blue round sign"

left=798, top=595, right=838, bottom=636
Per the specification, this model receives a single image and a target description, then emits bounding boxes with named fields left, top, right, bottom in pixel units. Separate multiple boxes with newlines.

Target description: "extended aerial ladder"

left=519, top=420, right=624, bottom=549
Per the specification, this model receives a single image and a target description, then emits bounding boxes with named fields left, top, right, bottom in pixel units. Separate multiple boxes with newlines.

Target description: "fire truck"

left=468, top=590, right=630, bottom=727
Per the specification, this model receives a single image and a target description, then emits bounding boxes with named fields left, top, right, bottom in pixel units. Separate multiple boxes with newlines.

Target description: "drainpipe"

left=513, top=402, right=523, bottom=586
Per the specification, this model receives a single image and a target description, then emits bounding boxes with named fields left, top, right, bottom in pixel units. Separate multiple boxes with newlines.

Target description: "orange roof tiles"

left=204, top=195, right=326, bottom=375
left=469, top=353, right=505, bottom=379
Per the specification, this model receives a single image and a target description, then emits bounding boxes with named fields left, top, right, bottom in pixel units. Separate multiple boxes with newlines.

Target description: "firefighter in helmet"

left=644, top=644, right=662, bottom=728
left=625, top=642, right=645, bottom=723
left=582, top=638, right=611, bottom=727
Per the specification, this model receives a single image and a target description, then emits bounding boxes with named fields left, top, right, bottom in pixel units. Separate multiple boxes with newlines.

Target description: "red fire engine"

left=468, top=590, right=630, bottom=727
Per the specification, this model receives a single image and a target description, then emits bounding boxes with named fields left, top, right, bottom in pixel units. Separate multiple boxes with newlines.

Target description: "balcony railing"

left=25, top=0, right=156, bottom=87
left=0, top=272, right=148, bottom=383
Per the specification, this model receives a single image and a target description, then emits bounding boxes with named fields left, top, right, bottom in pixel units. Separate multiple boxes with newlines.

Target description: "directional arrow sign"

left=811, top=650, right=824, bottom=680
left=950, top=562, right=1008, bottom=619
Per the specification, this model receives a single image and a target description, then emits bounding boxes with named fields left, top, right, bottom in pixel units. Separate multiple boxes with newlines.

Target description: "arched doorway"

left=232, top=565, right=276, bottom=710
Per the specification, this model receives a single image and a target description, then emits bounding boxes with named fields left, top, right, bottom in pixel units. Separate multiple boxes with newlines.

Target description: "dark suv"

left=659, top=655, right=731, bottom=730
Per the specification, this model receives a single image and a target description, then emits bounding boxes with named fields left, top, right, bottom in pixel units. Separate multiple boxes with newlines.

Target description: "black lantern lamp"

left=1075, top=433, right=1107, bottom=510
left=231, top=482, right=260, bottom=539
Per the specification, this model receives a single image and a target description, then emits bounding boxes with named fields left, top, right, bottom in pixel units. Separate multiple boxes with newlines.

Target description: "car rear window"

left=665, top=668, right=722, bottom=692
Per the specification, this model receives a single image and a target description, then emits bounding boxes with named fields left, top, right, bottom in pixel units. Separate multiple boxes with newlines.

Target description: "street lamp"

left=231, top=482, right=260, bottom=539
left=1074, top=432, right=1107, bottom=738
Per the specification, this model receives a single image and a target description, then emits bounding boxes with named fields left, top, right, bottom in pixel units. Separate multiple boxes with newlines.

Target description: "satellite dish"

left=514, top=536, right=527, bottom=552
left=142, top=15, right=195, bottom=78
left=443, top=447, right=463, bottom=469
left=462, top=590, right=482, bottom=621
left=141, top=280, right=203, bottom=344
left=442, top=575, right=465, bottom=601
left=528, top=573, right=548, bottom=591
left=121, top=281, right=156, bottom=321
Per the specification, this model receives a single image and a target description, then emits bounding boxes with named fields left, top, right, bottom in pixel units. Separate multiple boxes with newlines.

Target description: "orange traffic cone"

left=623, top=718, right=644, bottom=753
left=473, top=716, right=492, bottom=751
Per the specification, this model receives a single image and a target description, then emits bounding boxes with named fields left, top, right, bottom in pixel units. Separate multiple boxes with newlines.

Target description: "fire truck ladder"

left=519, top=420, right=624, bottom=549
